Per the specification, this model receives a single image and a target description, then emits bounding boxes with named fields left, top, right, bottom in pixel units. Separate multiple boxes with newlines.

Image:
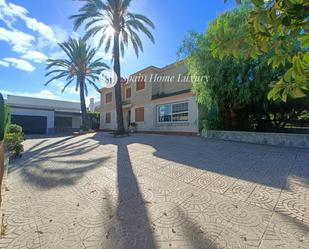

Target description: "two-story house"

left=99, top=61, right=200, bottom=135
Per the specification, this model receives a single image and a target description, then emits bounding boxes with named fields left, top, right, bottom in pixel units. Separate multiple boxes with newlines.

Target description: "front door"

left=123, top=110, right=131, bottom=130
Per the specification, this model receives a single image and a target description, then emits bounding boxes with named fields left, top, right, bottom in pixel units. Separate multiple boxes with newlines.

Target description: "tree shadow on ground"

left=177, top=207, right=218, bottom=249
left=8, top=132, right=308, bottom=248
left=100, top=143, right=157, bottom=248
left=90, top=132, right=309, bottom=248
left=90, top=132, right=309, bottom=191
left=10, top=135, right=108, bottom=189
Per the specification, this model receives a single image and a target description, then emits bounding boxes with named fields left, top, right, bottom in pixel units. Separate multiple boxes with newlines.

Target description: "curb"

left=0, top=153, right=8, bottom=235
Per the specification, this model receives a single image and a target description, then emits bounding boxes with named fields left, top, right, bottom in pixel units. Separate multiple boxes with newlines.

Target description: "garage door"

left=11, top=115, right=47, bottom=134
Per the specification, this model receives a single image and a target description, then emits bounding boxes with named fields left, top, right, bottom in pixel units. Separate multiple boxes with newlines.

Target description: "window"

left=105, top=92, right=112, bottom=103
left=126, top=88, right=131, bottom=99
left=55, top=116, right=72, bottom=128
left=158, top=105, right=172, bottom=122
left=135, top=107, right=144, bottom=122
left=105, top=112, right=111, bottom=124
left=157, top=102, right=189, bottom=123
left=172, top=102, right=189, bottom=122
left=136, top=79, right=145, bottom=91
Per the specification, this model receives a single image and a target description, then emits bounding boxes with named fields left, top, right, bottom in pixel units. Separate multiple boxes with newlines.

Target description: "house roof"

left=99, top=59, right=187, bottom=91
left=129, top=59, right=186, bottom=77
left=6, top=95, right=81, bottom=113
left=129, top=66, right=160, bottom=76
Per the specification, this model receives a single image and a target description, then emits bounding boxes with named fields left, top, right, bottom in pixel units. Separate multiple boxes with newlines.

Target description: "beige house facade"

left=99, top=61, right=200, bottom=135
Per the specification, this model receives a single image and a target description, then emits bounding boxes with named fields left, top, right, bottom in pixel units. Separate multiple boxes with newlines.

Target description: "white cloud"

left=0, top=0, right=26, bottom=28
left=0, top=27, right=35, bottom=53
left=50, top=80, right=65, bottom=89
left=0, top=1, right=55, bottom=42
left=3, top=57, right=35, bottom=71
left=31, top=90, right=60, bottom=99
left=21, top=50, right=48, bottom=63
left=0, top=0, right=72, bottom=65
left=48, top=50, right=66, bottom=60
left=53, top=84, right=79, bottom=96
left=0, top=60, right=9, bottom=67
left=22, top=15, right=55, bottom=42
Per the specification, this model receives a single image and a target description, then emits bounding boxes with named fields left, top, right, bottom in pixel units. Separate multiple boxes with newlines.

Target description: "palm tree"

left=45, top=37, right=109, bottom=131
left=70, top=0, right=155, bottom=134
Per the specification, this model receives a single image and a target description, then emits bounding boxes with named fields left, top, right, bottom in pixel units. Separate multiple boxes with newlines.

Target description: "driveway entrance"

left=1, top=133, right=308, bottom=248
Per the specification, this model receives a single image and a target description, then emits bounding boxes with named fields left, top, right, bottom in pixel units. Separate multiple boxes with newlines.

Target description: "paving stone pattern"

left=0, top=133, right=308, bottom=249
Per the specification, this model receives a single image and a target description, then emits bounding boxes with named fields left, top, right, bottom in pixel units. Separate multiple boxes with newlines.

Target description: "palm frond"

left=105, top=36, right=112, bottom=53
left=128, top=13, right=155, bottom=29
left=61, top=79, right=74, bottom=94
left=71, top=0, right=155, bottom=59
left=45, top=69, right=68, bottom=77
left=45, top=36, right=109, bottom=94
left=127, top=19, right=155, bottom=43
left=87, top=79, right=101, bottom=92
left=122, top=0, right=133, bottom=9
left=45, top=72, right=68, bottom=86
left=84, top=25, right=105, bottom=40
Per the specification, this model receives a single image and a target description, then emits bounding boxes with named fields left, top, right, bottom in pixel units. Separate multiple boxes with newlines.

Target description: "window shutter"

left=126, top=88, right=131, bottom=98
left=136, top=79, right=145, bottom=91
left=135, top=107, right=144, bottom=122
left=106, top=92, right=112, bottom=103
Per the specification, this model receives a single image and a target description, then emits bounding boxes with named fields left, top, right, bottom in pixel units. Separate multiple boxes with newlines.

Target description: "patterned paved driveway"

left=0, top=132, right=308, bottom=249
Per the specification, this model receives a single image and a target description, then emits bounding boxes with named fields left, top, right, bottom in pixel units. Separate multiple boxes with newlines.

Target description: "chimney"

left=89, top=97, right=95, bottom=112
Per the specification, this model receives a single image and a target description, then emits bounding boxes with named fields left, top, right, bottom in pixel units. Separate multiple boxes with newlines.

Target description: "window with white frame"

left=157, top=102, right=189, bottom=123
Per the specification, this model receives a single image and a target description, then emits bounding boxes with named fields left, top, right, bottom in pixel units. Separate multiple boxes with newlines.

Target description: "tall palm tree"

left=45, top=37, right=109, bottom=131
left=70, top=0, right=155, bottom=134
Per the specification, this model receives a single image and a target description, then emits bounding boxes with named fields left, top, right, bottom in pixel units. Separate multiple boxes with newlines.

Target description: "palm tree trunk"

left=113, top=32, right=125, bottom=134
left=79, top=77, right=89, bottom=131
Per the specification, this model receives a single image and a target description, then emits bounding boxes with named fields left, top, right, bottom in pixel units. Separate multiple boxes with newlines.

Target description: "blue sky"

left=0, top=0, right=234, bottom=104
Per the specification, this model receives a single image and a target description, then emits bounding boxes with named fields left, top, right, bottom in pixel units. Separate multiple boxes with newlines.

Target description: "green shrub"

left=4, top=105, right=10, bottom=135
left=0, top=93, right=5, bottom=141
left=7, top=124, right=23, bottom=135
left=5, top=124, right=24, bottom=157
left=203, top=105, right=221, bottom=130
left=88, top=112, right=100, bottom=130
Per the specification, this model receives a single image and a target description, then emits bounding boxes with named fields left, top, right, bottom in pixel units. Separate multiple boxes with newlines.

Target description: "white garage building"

left=5, top=95, right=82, bottom=135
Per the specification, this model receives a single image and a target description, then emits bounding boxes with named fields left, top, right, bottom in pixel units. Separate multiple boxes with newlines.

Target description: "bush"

left=7, top=124, right=23, bottom=135
left=88, top=112, right=100, bottom=130
left=202, top=105, right=221, bottom=130
left=5, top=124, right=24, bottom=157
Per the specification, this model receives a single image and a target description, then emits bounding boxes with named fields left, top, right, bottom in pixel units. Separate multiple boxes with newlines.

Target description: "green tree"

left=70, top=0, right=155, bottom=134
left=0, top=93, right=6, bottom=141
left=45, top=38, right=109, bottom=130
left=178, top=7, right=305, bottom=131
left=213, top=0, right=308, bottom=101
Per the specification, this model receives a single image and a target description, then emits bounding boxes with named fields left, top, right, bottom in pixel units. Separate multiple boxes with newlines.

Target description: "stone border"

left=202, top=130, right=309, bottom=149
left=0, top=151, right=8, bottom=234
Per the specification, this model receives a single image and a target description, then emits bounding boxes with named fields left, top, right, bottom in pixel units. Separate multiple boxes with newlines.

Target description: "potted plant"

left=128, top=122, right=137, bottom=133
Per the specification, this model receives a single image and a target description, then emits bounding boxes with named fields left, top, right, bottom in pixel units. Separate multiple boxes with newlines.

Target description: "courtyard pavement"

left=0, top=132, right=308, bottom=249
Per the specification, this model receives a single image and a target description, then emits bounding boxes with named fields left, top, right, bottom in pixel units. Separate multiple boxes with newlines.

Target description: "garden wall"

left=0, top=142, right=4, bottom=206
left=202, top=130, right=309, bottom=149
